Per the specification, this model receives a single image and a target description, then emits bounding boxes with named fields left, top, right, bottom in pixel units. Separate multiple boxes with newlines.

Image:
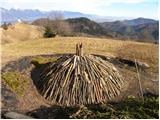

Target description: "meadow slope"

left=1, top=36, right=159, bottom=118
left=2, top=37, right=158, bottom=70
left=1, top=23, right=44, bottom=44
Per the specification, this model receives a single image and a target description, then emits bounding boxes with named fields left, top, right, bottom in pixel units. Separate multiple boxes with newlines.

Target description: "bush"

left=43, top=26, right=56, bottom=38
left=1, top=22, right=9, bottom=30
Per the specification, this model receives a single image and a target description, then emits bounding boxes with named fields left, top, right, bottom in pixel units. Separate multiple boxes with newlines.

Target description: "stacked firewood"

left=39, top=43, right=124, bottom=106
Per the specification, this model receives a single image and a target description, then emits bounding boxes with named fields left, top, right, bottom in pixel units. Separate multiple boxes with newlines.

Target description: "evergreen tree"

left=43, top=26, right=56, bottom=38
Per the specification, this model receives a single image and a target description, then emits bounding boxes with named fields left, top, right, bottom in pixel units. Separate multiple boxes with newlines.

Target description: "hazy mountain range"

left=1, top=7, right=159, bottom=42
left=0, top=7, right=134, bottom=23
left=100, top=18, right=159, bottom=42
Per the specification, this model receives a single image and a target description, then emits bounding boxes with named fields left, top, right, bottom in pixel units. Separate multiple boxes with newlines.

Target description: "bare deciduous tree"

left=47, top=11, right=72, bottom=36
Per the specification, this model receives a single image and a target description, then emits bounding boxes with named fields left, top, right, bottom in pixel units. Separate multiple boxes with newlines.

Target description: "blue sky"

left=1, top=0, right=159, bottom=19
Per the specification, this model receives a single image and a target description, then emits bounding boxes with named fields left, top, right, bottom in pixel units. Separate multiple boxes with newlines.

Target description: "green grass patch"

left=31, top=56, right=58, bottom=64
left=32, top=94, right=158, bottom=119
left=70, top=95, right=159, bottom=119
left=2, top=71, right=29, bottom=96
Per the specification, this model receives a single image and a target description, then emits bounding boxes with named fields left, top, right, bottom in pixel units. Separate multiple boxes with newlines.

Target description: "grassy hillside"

left=2, top=37, right=158, bottom=71
left=1, top=23, right=44, bottom=44
left=2, top=35, right=158, bottom=119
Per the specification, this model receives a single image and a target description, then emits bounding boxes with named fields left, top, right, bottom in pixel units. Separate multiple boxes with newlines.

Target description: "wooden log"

left=76, top=43, right=83, bottom=56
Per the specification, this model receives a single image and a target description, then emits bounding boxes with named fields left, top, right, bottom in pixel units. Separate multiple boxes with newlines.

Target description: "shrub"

left=43, top=26, right=56, bottom=38
left=1, top=22, right=8, bottom=30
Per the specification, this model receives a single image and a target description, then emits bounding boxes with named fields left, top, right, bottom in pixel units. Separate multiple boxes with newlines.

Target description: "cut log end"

left=76, top=43, right=83, bottom=56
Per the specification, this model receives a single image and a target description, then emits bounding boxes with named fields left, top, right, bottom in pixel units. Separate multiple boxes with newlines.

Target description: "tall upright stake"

left=134, top=56, right=144, bottom=102
left=76, top=43, right=83, bottom=56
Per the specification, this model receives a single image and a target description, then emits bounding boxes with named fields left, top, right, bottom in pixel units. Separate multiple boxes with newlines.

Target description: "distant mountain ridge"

left=1, top=7, right=159, bottom=42
left=100, top=18, right=159, bottom=42
left=1, top=7, right=46, bottom=22
left=32, top=17, right=107, bottom=36
left=32, top=17, right=159, bottom=42
left=0, top=7, right=137, bottom=23
left=66, top=17, right=107, bottom=36
left=123, top=18, right=158, bottom=26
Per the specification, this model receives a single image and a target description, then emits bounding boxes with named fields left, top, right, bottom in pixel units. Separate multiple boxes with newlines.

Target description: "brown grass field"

left=1, top=23, right=158, bottom=71
left=0, top=23, right=43, bottom=44
left=1, top=23, right=159, bottom=118
left=2, top=36, right=158, bottom=71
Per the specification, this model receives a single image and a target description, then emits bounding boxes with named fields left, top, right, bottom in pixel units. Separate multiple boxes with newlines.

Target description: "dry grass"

left=1, top=23, right=44, bottom=44
left=116, top=43, right=158, bottom=72
left=2, top=36, right=158, bottom=71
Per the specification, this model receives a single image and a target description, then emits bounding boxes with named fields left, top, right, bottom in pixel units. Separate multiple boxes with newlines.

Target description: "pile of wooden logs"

left=39, top=43, right=124, bottom=106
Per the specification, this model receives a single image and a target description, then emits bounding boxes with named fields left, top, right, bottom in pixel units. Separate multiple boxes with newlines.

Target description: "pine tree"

left=43, top=26, right=56, bottom=38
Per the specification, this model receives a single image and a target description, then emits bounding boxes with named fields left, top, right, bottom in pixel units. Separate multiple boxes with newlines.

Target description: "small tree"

left=48, top=11, right=72, bottom=36
left=43, top=26, right=56, bottom=38
left=1, top=22, right=8, bottom=30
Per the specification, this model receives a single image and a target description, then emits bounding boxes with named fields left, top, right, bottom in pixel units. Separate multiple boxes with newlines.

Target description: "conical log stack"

left=38, top=43, right=124, bottom=106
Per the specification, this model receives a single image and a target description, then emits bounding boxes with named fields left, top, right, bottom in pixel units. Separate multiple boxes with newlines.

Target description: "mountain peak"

left=124, top=17, right=158, bottom=26
left=1, top=7, right=158, bottom=24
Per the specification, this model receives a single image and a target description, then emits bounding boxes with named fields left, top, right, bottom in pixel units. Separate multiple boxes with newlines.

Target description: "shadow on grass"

left=27, top=105, right=79, bottom=119
left=26, top=93, right=159, bottom=119
left=30, top=53, right=73, bottom=95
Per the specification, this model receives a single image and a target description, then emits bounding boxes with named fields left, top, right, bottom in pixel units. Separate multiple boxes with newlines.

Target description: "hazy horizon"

left=1, top=7, right=158, bottom=21
left=1, top=0, right=158, bottom=20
